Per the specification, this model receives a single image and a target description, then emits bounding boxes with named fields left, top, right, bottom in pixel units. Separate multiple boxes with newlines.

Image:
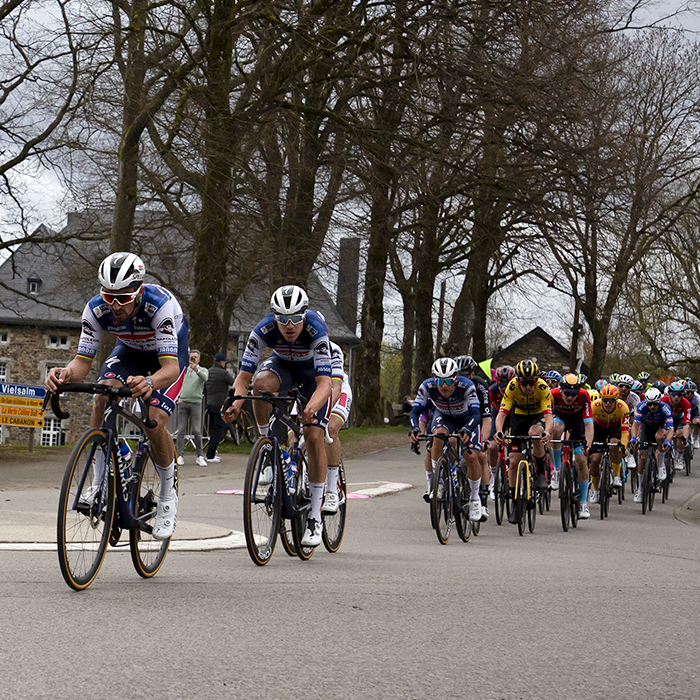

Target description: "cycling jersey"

left=687, top=392, right=700, bottom=419
left=409, top=375, right=481, bottom=432
left=330, top=341, right=348, bottom=383
left=590, top=399, right=630, bottom=430
left=240, top=310, right=332, bottom=378
left=622, top=391, right=640, bottom=415
left=489, top=382, right=505, bottom=412
left=498, top=378, right=552, bottom=416
left=661, top=395, right=691, bottom=425
left=550, top=387, right=593, bottom=423
left=633, top=400, right=673, bottom=429
left=471, top=375, right=492, bottom=420
left=77, top=284, right=187, bottom=361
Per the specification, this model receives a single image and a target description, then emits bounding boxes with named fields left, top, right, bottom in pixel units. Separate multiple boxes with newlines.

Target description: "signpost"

left=0, top=383, right=47, bottom=450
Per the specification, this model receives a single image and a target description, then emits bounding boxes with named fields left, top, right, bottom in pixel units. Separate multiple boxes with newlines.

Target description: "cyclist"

left=44, top=252, right=188, bottom=540
left=638, top=371, right=651, bottom=393
left=588, top=384, right=629, bottom=504
left=550, top=373, right=593, bottom=518
left=486, top=365, right=515, bottom=497
left=456, top=355, right=492, bottom=519
left=683, top=380, right=700, bottom=448
left=629, top=386, right=674, bottom=503
left=617, top=374, right=639, bottom=472
left=323, top=341, right=353, bottom=514
left=494, top=359, right=553, bottom=524
left=222, top=285, right=332, bottom=547
left=661, top=380, right=691, bottom=471
left=544, top=370, right=562, bottom=391
left=409, top=358, right=484, bottom=522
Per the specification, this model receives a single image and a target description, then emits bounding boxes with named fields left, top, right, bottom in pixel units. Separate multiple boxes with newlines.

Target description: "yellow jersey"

left=499, top=378, right=552, bottom=416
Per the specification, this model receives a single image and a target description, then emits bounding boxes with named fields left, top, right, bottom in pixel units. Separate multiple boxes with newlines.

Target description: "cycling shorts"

left=98, top=342, right=187, bottom=417
left=672, top=415, right=687, bottom=431
left=257, top=355, right=331, bottom=430
left=639, top=422, right=665, bottom=448
left=553, top=414, right=586, bottom=442
left=330, top=378, right=353, bottom=426
left=431, top=411, right=481, bottom=449
left=509, top=413, right=545, bottom=453
left=590, top=424, right=622, bottom=454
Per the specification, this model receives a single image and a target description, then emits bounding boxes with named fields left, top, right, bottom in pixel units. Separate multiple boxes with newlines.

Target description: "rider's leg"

left=252, top=371, right=281, bottom=436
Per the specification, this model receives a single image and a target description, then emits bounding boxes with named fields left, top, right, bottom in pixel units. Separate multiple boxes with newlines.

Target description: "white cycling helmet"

left=432, top=357, right=458, bottom=379
left=270, top=285, right=308, bottom=315
left=645, top=387, right=662, bottom=403
left=617, top=374, right=634, bottom=388
left=98, top=252, right=145, bottom=290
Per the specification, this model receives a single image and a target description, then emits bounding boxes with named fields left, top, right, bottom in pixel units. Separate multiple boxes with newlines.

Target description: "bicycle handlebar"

left=43, top=382, right=156, bottom=429
left=223, top=387, right=309, bottom=434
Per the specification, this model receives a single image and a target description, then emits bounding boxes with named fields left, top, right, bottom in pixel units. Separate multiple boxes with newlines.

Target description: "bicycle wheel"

left=630, top=467, right=638, bottom=496
left=544, top=484, right=551, bottom=511
left=229, top=420, right=242, bottom=446
left=641, top=457, right=651, bottom=515
left=494, top=458, right=506, bottom=525
left=599, top=457, right=610, bottom=520
left=322, top=461, right=347, bottom=553
left=239, top=409, right=258, bottom=444
left=685, top=445, right=692, bottom=476
left=527, top=471, right=537, bottom=533
left=431, top=458, right=452, bottom=544
left=130, top=447, right=176, bottom=578
left=243, top=437, right=281, bottom=565
left=516, top=461, right=527, bottom=537
left=57, top=429, right=115, bottom=591
left=560, top=462, right=571, bottom=532
left=291, top=453, right=315, bottom=560
left=279, top=519, right=298, bottom=556
left=455, top=468, right=472, bottom=542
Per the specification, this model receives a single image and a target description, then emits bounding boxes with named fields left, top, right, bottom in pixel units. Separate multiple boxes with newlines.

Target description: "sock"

left=326, top=465, right=339, bottom=494
left=91, top=449, right=106, bottom=489
left=425, top=470, right=433, bottom=488
left=579, top=480, right=589, bottom=503
left=637, top=473, right=643, bottom=493
left=469, top=478, right=481, bottom=501
left=309, top=482, right=325, bottom=522
left=155, top=460, right=176, bottom=498
left=612, top=462, right=621, bottom=478
left=591, top=474, right=599, bottom=490
left=257, top=424, right=269, bottom=437
left=479, top=484, right=489, bottom=507
left=431, top=459, right=438, bottom=472
left=552, top=448, right=562, bottom=471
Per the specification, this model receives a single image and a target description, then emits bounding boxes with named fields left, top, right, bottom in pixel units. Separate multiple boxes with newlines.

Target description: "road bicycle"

left=46, top=383, right=174, bottom=591
left=591, top=440, right=624, bottom=520
left=225, top=388, right=346, bottom=565
left=492, top=439, right=511, bottom=526
left=412, top=433, right=473, bottom=544
left=229, top=407, right=257, bottom=445
left=553, top=439, right=582, bottom=532
left=683, top=438, right=692, bottom=476
left=503, top=435, right=544, bottom=536
left=638, top=440, right=665, bottom=515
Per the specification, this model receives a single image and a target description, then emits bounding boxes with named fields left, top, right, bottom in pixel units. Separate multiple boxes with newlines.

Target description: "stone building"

left=0, top=210, right=359, bottom=446
left=491, top=326, right=589, bottom=377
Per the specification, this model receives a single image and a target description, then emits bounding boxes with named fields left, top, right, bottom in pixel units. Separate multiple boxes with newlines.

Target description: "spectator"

left=205, top=352, right=235, bottom=463
left=176, top=350, right=209, bottom=467
left=402, top=395, right=413, bottom=415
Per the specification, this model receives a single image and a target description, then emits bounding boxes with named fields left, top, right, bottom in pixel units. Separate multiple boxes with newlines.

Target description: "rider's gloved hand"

left=663, top=439, right=672, bottom=450
left=628, top=436, right=638, bottom=446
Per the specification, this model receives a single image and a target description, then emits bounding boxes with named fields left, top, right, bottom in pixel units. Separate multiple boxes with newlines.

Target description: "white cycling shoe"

left=469, top=500, right=482, bottom=522
left=153, top=492, right=178, bottom=540
left=578, top=502, right=590, bottom=519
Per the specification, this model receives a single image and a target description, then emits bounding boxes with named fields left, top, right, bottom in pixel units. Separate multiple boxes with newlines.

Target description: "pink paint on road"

left=216, top=489, right=244, bottom=495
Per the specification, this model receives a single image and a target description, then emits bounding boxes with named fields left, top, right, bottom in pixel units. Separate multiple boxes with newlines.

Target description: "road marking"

left=216, top=482, right=413, bottom=499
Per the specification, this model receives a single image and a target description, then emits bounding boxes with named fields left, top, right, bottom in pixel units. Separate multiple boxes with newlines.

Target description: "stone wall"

left=493, top=337, right=570, bottom=375
left=0, top=324, right=95, bottom=444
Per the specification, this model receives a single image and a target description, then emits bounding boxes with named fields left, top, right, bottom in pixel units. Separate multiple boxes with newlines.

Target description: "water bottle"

left=281, top=449, right=296, bottom=493
left=118, top=442, right=132, bottom=481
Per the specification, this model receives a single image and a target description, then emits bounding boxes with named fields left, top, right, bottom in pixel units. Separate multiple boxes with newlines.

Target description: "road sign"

left=0, top=383, right=47, bottom=428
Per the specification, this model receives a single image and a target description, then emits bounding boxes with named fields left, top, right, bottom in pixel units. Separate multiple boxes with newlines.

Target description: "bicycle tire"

left=229, top=420, right=242, bottom=446
left=685, top=446, right=692, bottom=476
left=527, top=469, right=537, bottom=533
left=279, top=519, right=298, bottom=556
left=642, top=457, right=651, bottom=515
left=570, top=479, right=579, bottom=529
left=431, top=458, right=452, bottom=544
left=291, top=452, right=315, bottom=560
left=243, top=437, right=281, bottom=565
left=239, top=409, right=258, bottom=444
left=494, top=458, right=506, bottom=525
left=516, top=461, right=527, bottom=536
left=600, top=456, right=609, bottom=520
left=560, top=462, right=571, bottom=532
left=544, top=484, right=551, bottom=511
left=57, top=429, right=115, bottom=591
left=455, top=468, right=472, bottom=542
left=322, top=461, right=347, bottom=553
left=130, top=447, right=176, bottom=578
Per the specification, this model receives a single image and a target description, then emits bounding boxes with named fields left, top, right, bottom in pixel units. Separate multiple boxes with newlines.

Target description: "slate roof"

left=0, top=210, right=359, bottom=344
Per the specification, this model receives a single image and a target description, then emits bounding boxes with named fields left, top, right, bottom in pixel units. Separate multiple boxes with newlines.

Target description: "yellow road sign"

left=0, top=396, right=44, bottom=408
left=0, top=415, right=44, bottom=428
left=0, top=405, right=44, bottom=418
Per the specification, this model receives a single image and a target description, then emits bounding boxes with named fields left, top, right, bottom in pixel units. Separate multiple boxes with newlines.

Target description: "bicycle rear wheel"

left=57, top=429, right=115, bottom=591
left=560, top=462, right=571, bottom=532
left=239, top=409, right=258, bottom=444
left=322, top=461, right=347, bottom=553
left=130, top=447, right=176, bottom=578
left=431, top=458, right=452, bottom=544
left=455, top=468, right=472, bottom=542
left=291, top=453, right=315, bottom=560
left=494, top=458, right=506, bottom=525
left=279, top=519, right=298, bottom=556
left=685, top=445, right=692, bottom=476
left=642, top=457, right=651, bottom=515
left=599, top=456, right=610, bottom=520
left=516, top=461, right=527, bottom=536
left=243, top=437, right=281, bottom=565
left=527, top=473, right=537, bottom=533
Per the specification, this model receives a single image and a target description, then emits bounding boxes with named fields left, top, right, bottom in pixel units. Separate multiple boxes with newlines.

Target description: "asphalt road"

left=1, top=445, right=700, bottom=700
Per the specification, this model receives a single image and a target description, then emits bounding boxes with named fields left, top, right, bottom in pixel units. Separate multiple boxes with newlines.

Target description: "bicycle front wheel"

left=455, top=468, right=472, bottom=542
left=243, top=437, right=281, bottom=565
left=130, top=447, right=176, bottom=578
left=322, top=461, right=347, bottom=553
left=515, top=461, right=527, bottom=536
left=599, top=457, right=610, bottom=520
left=560, top=462, right=571, bottom=532
left=494, top=458, right=506, bottom=525
left=431, top=458, right=452, bottom=544
left=57, top=429, right=115, bottom=591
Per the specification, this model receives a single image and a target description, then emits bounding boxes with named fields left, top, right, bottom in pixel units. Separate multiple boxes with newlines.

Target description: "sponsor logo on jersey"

left=247, top=336, right=258, bottom=353
left=157, top=318, right=175, bottom=336
left=316, top=341, right=329, bottom=357
left=104, top=372, right=116, bottom=378
left=81, top=320, right=96, bottom=337
left=150, top=398, right=160, bottom=406
left=144, top=302, right=158, bottom=317
left=307, top=325, right=318, bottom=337
left=94, top=303, right=110, bottom=318
left=260, top=322, right=275, bottom=335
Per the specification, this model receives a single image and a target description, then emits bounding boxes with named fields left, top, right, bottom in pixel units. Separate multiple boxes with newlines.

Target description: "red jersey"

left=550, top=387, right=593, bottom=422
left=661, top=395, right=691, bottom=423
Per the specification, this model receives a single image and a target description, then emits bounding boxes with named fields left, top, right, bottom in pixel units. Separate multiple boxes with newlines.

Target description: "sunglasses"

left=519, top=380, right=536, bottom=387
left=601, top=398, right=616, bottom=404
left=435, top=377, right=455, bottom=386
left=647, top=401, right=660, bottom=407
left=563, top=390, right=578, bottom=397
left=275, top=313, right=306, bottom=325
left=100, top=286, right=141, bottom=306
left=670, top=391, right=683, bottom=397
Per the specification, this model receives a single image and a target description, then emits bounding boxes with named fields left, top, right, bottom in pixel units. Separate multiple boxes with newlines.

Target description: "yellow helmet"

left=515, top=359, right=539, bottom=381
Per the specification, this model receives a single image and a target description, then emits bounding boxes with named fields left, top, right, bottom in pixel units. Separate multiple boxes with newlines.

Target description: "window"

left=41, top=362, right=65, bottom=381
left=0, top=362, right=7, bottom=382
left=0, top=332, right=8, bottom=344
left=28, top=278, right=41, bottom=294
left=41, top=417, right=64, bottom=446
left=47, top=335, right=69, bottom=349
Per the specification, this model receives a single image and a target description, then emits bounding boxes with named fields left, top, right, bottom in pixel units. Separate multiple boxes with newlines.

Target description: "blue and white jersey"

left=687, top=391, right=700, bottom=419
left=240, top=310, right=332, bottom=377
left=409, top=375, right=481, bottom=431
left=330, top=341, right=348, bottom=383
left=77, top=284, right=187, bottom=361
left=633, top=400, right=673, bottom=429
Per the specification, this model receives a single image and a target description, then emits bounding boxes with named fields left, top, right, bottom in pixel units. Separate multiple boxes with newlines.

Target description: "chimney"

left=336, top=237, right=360, bottom=334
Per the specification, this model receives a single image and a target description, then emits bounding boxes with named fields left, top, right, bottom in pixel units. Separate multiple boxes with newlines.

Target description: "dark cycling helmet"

left=455, top=355, right=478, bottom=374
left=686, top=381, right=697, bottom=393
left=594, top=378, right=608, bottom=391
left=270, top=285, right=308, bottom=315
left=495, top=365, right=516, bottom=384
left=638, top=371, right=650, bottom=382
left=560, top=373, right=582, bottom=391
left=608, top=372, right=621, bottom=383
left=545, top=370, right=562, bottom=382
left=515, top=359, right=539, bottom=380
left=669, top=380, right=685, bottom=394
left=432, top=357, right=458, bottom=379
left=617, top=374, right=634, bottom=388
left=651, top=380, right=666, bottom=393
left=600, top=384, right=620, bottom=400
left=98, top=252, right=145, bottom=290
left=684, top=376, right=693, bottom=384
